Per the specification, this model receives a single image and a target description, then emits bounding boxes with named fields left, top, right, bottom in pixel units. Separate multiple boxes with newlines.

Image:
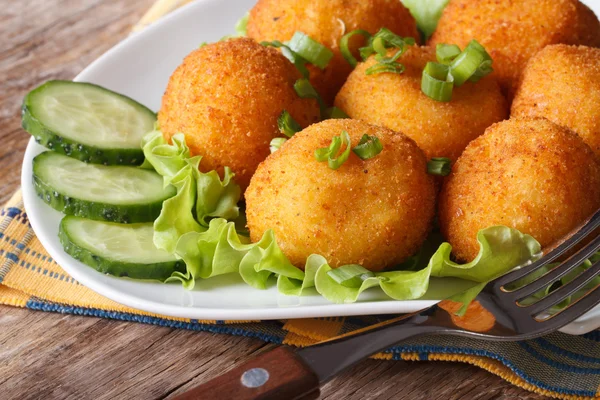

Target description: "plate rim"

left=19, top=0, right=600, bottom=333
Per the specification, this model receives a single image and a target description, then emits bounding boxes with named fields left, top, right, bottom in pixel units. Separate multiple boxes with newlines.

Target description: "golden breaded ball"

left=429, top=0, right=600, bottom=98
left=245, top=119, right=436, bottom=271
left=246, top=0, right=419, bottom=104
left=512, top=45, right=600, bottom=156
left=158, top=38, right=320, bottom=190
left=334, top=46, right=508, bottom=161
left=439, top=118, right=600, bottom=262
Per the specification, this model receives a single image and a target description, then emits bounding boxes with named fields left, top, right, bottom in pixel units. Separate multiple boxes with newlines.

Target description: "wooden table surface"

left=0, top=1, right=548, bottom=399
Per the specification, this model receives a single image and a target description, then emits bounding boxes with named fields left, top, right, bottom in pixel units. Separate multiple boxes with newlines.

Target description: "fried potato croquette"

left=512, top=45, right=600, bottom=156
left=246, top=0, right=419, bottom=103
left=158, top=38, right=320, bottom=190
left=429, top=0, right=600, bottom=98
left=439, top=118, right=600, bottom=262
left=334, top=46, right=508, bottom=161
left=245, top=119, right=436, bottom=271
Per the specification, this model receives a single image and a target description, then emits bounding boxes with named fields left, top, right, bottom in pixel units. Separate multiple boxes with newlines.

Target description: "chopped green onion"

left=352, top=134, right=383, bottom=160
left=324, top=107, right=349, bottom=119
left=422, top=62, right=454, bottom=102
left=327, top=264, right=375, bottom=288
left=422, top=40, right=493, bottom=102
left=340, top=29, right=373, bottom=67
left=436, top=43, right=461, bottom=64
left=427, top=157, right=452, bottom=176
left=262, top=40, right=310, bottom=78
left=372, top=36, right=388, bottom=57
left=287, top=32, right=334, bottom=70
left=277, top=110, right=302, bottom=137
left=270, top=137, right=287, bottom=153
left=294, top=78, right=326, bottom=114
left=315, top=131, right=352, bottom=169
left=449, top=40, right=492, bottom=86
left=199, top=42, right=208, bottom=48
left=366, top=63, right=405, bottom=75
left=375, top=28, right=415, bottom=48
left=235, top=12, right=249, bottom=36
left=342, top=27, right=416, bottom=75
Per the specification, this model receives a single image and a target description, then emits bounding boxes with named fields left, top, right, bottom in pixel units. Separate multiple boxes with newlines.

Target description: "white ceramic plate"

left=21, top=0, right=600, bottom=334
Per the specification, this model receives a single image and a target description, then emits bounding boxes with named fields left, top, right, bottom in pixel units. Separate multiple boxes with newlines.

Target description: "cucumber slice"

left=59, top=216, right=185, bottom=281
left=22, top=80, right=156, bottom=165
left=33, top=152, right=175, bottom=223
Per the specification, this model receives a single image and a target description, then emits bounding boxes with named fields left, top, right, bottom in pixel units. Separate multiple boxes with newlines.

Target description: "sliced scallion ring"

left=427, top=157, right=452, bottom=176
left=315, top=131, right=352, bottom=169
left=327, top=264, right=375, bottom=288
left=372, top=36, right=388, bottom=57
left=352, top=134, right=383, bottom=160
left=340, top=29, right=373, bottom=67
left=366, top=63, right=405, bottom=75
left=436, top=43, right=461, bottom=64
left=449, top=40, right=492, bottom=86
left=277, top=110, right=302, bottom=137
left=294, top=78, right=326, bottom=114
left=287, top=32, right=334, bottom=69
left=270, top=137, right=287, bottom=153
left=422, top=62, right=454, bottom=102
left=262, top=40, right=310, bottom=78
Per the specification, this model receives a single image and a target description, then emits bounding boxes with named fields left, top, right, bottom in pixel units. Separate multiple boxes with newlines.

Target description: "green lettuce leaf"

left=316, top=226, right=541, bottom=304
left=140, top=131, right=545, bottom=308
left=141, top=130, right=241, bottom=253
left=401, top=0, right=450, bottom=39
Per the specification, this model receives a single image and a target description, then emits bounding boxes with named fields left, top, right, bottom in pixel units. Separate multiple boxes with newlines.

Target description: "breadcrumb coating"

left=334, top=46, right=508, bottom=161
left=245, top=119, right=436, bottom=271
left=429, top=0, right=600, bottom=99
left=247, top=0, right=419, bottom=104
left=512, top=45, right=600, bottom=156
left=439, top=118, right=600, bottom=262
left=158, top=38, right=320, bottom=190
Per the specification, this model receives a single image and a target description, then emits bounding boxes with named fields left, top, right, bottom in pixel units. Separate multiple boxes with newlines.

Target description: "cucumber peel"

left=33, top=152, right=175, bottom=223
left=22, top=80, right=156, bottom=165
left=59, top=216, right=185, bottom=281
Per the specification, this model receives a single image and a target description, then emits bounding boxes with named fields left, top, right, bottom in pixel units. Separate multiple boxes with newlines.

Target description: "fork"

left=172, top=210, right=600, bottom=400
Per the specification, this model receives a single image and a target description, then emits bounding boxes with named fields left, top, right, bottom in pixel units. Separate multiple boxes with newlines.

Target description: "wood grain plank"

left=0, top=1, right=549, bottom=399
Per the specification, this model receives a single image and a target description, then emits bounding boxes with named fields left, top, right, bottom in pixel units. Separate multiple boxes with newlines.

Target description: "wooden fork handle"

left=171, top=346, right=320, bottom=400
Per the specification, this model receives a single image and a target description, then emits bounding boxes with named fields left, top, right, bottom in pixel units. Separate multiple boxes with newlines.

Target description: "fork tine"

left=522, top=259, right=600, bottom=316
left=494, top=209, right=600, bottom=287
left=536, top=282, right=600, bottom=331
left=507, top=234, right=600, bottom=300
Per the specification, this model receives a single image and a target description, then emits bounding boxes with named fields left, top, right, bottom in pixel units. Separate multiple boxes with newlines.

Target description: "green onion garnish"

left=287, top=32, right=334, bottom=70
left=262, top=32, right=333, bottom=77
left=436, top=43, right=461, bottom=64
left=262, top=40, right=310, bottom=78
left=270, top=137, right=287, bottom=153
left=340, top=29, right=373, bottom=67
left=277, top=110, right=302, bottom=137
left=294, top=78, right=326, bottom=114
left=324, top=107, right=349, bottom=119
left=427, top=157, right=452, bottom=176
left=352, top=134, right=383, bottom=160
left=366, top=63, right=405, bottom=75
left=327, top=264, right=375, bottom=288
left=449, top=40, right=491, bottom=86
left=340, top=27, right=415, bottom=76
left=422, top=62, right=454, bottom=102
left=315, top=131, right=352, bottom=169
left=421, top=40, right=493, bottom=102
